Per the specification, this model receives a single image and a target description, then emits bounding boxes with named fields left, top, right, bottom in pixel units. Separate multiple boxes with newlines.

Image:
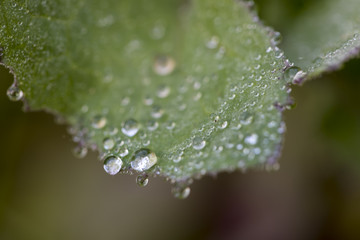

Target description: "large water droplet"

left=136, top=174, right=149, bottom=187
left=92, top=115, right=107, bottom=129
left=7, top=84, right=23, bottom=101
left=121, top=119, right=139, bottom=137
left=193, top=137, right=206, bottom=150
left=153, top=55, right=176, bottom=76
left=103, top=156, right=123, bottom=175
left=130, top=148, right=157, bottom=172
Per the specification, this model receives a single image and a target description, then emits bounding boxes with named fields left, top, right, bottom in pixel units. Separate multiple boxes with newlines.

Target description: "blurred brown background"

left=1, top=0, right=360, bottom=239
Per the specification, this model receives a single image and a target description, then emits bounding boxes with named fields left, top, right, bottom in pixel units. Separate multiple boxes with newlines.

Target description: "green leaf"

left=281, top=0, right=360, bottom=81
left=0, top=0, right=290, bottom=192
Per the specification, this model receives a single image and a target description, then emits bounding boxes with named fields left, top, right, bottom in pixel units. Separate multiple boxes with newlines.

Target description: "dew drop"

left=103, top=137, right=115, bottom=150
left=244, top=134, right=258, bottom=145
left=121, top=119, right=139, bottom=137
left=144, top=96, right=153, bottom=106
left=147, top=120, right=159, bottom=131
left=206, top=36, right=219, bottom=49
left=153, top=55, right=176, bottom=76
left=130, top=148, right=157, bottom=172
left=92, top=115, right=107, bottom=129
left=193, top=137, right=206, bottom=150
left=172, top=185, right=191, bottom=199
left=218, top=121, right=228, bottom=129
left=284, top=66, right=302, bottom=82
left=271, top=31, right=282, bottom=45
left=118, top=147, right=129, bottom=157
left=103, top=156, right=123, bottom=175
left=157, top=85, right=171, bottom=98
left=166, top=121, right=176, bottom=130
left=240, top=112, right=253, bottom=125
left=136, top=174, right=149, bottom=187
left=151, top=105, right=164, bottom=119
left=7, top=84, right=23, bottom=101
left=73, top=145, right=88, bottom=158
left=105, top=126, right=118, bottom=136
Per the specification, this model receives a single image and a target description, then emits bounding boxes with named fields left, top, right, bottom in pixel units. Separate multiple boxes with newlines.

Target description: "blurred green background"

left=1, top=0, right=360, bottom=239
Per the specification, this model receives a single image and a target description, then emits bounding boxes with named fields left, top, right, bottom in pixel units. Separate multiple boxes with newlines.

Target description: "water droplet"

left=144, top=96, right=154, bottom=106
left=136, top=174, right=149, bottom=187
left=103, top=156, right=123, bottom=175
left=157, top=85, right=171, bottom=98
left=118, top=147, right=129, bottom=157
left=244, top=134, right=258, bottom=145
left=166, top=121, right=176, bottom=130
left=130, top=149, right=157, bottom=172
left=147, top=120, right=159, bottom=131
left=206, top=36, right=219, bottom=49
left=153, top=55, right=176, bottom=76
left=92, top=115, right=107, bottom=129
left=103, top=138, right=115, bottom=150
left=73, top=145, right=88, bottom=158
left=218, top=121, right=228, bottom=129
left=172, top=185, right=191, bottom=199
left=240, top=112, right=253, bottom=125
left=284, top=66, right=302, bottom=82
left=151, top=105, right=164, bottom=119
left=271, top=31, right=282, bottom=45
left=193, top=137, right=206, bottom=150
left=121, top=119, right=139, bottom=137
left=105, top=126, right=118, bottom=136
left=7, top=84, right=23, bottom=101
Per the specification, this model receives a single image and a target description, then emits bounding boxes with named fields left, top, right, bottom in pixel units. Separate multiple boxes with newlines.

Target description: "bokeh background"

left=1, top=1, right=360, bottom=239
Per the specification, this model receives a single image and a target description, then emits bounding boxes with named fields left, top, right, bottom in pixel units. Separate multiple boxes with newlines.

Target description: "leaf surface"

left=0, top=0, right=290, bottom=187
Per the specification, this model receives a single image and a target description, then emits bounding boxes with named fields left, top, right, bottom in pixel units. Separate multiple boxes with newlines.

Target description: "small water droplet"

left=244, top=134, right=258, bottom=145
left=105, top=126, right=118, bottom=136
left=166, top=121, right=176, bottom=130
left=151, top=105, right=164, bottom=119
left=118, top=147, right=129, bottom=157
left=73, top=145, right=88, bottom=158
left=144, top=96, right=154, bottom=106
left=103, top=156, right=123, bottom=175
left=153, top=55, right=176, bottom=76
left=193, top=137, right=206, bottom=150
left=240, top=112, right=253, bottom=125
left=271, top=31, right=282, bottom=45
left=136, top=174, right=149, bottom=187
left=103, top=137, right=115, bottom=150
left=157, top=85, right=171, bottom=98
left=130, top=148, right=157, bottom=172
left=206, top=36, right=219, bottom=49
left=92, top=115, right=107, bottom=129
left=121, top=119, right=139, bottom=137
left=218, top=121, right=228, bottom=129
left=284, top=66, right=301, bottom=82
left=172, top=185, right=191, bottom=199
left=147, top=120, right=159, bottom=131
left=7, top=84, right=23, bottom=101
